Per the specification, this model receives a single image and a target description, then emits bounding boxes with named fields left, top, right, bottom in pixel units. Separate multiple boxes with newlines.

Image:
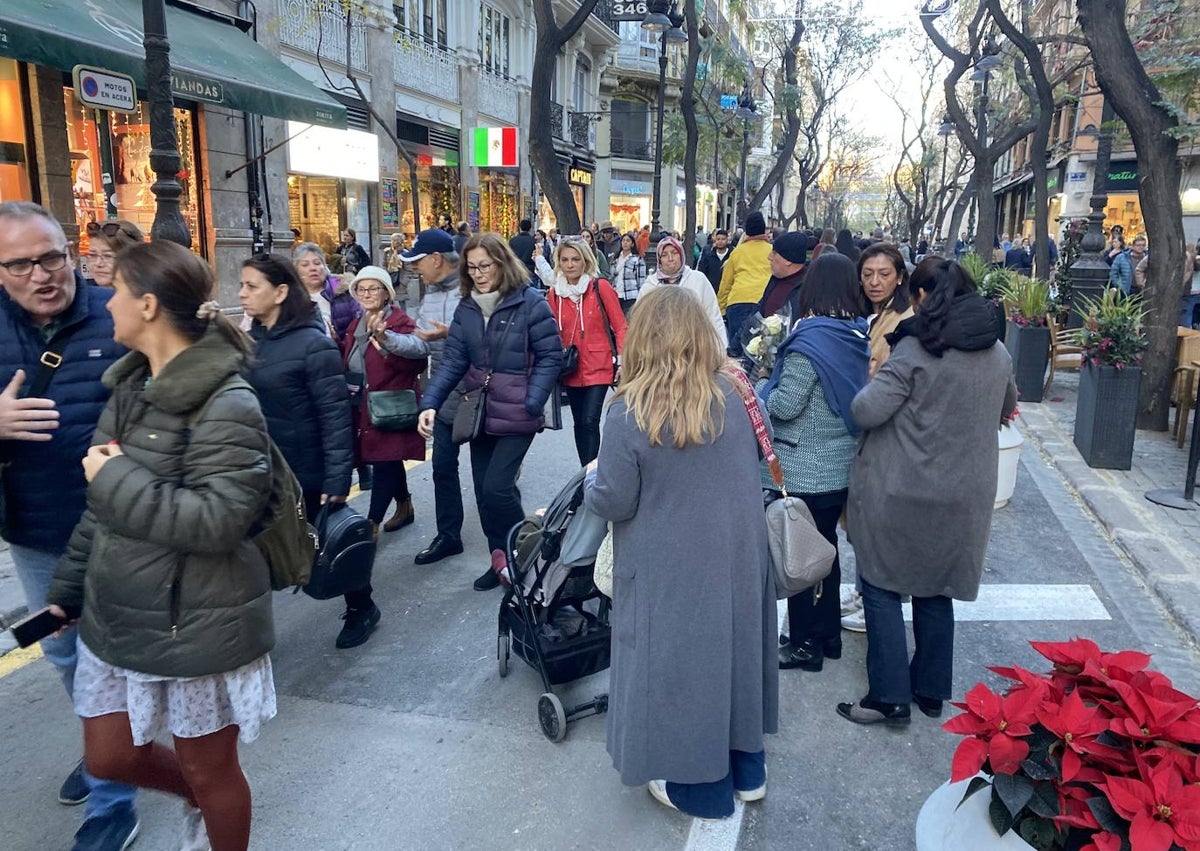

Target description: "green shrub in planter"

left=999, top=277, right=1054, bottom=403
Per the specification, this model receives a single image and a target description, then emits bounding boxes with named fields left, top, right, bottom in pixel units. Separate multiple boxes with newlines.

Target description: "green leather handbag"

left=367, top=389, right=419, bottom=432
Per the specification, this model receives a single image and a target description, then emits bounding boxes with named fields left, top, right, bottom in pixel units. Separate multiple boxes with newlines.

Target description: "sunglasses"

left=86, top=221, right=142, bottom=241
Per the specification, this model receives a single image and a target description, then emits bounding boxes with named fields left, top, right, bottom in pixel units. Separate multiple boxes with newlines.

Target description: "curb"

left=1019, top=404, right=1200, bottom=649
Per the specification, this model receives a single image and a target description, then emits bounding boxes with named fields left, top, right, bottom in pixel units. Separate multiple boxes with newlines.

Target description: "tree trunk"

left=680, top=2, right=701, bottom=260
left=1076, top=0, right=1184, bottom=431
left=946, top=179, right=977, bottom=255
left=748, top=2, right=803, bottom=212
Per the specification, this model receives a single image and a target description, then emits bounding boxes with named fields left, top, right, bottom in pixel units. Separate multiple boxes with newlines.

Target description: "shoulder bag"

left=725, top=368, right=836, bottom=600
left=451, top=304, right=517, bottom=445
left=593, top=279, right=620, bottom=386
left=367, top=389, right=418, bottom=432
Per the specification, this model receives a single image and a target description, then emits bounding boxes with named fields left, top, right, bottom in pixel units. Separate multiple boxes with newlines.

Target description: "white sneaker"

left=180, top=804, right=211, bottom=851
left=841, top=608, right=866, bottom=633
left=735, top=766, right=767, bottom=802
left=840, top=587, right=863, bottom=617
left=647, top=780, right=679, bottom=812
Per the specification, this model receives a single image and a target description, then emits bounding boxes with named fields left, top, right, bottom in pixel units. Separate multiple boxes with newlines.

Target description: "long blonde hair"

left=615, top=286, right=727, bottom=448
left=553, top=237, right=600, bottom=278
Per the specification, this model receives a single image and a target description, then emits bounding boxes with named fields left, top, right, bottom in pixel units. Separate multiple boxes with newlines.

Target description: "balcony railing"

left=479, top=71, right=519, bottom=124
left=592, top=5, right=620, bottom=33
left=550, top=101, right=566, bottom=140
left=569, top=112, right=591, bottom=149
left=611, top=138, right=654, bottom=160
left=278, top=0, right=367, bottom=71
left=394, top=34, right=460, bottom=103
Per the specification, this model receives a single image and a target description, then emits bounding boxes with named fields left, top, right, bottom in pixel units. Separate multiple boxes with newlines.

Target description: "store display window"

left=0, top=59, right=33, bottom=203
left=480, top=171, right=518, bottom=237
left=64, top=88, right=202, bottom=255
left=397, top=155, right=460, bottom=238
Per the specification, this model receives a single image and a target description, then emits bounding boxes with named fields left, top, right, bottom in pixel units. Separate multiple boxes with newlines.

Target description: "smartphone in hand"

left=10, top=607, right=70, bottom=648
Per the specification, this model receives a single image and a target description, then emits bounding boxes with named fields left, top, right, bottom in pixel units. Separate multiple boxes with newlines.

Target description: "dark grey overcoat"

left=846, top=334, right=1016, bottom=601
left=585, top=381, right=778, bottom=786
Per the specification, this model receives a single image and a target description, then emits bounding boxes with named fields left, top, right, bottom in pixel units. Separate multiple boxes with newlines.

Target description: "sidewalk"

left=1019, top=370, right=1200, bottom=646
left=0, top=540, right=24, bottom=655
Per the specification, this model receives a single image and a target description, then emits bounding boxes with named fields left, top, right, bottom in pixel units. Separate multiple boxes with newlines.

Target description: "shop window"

left=610, top=99, right=651, bottom=159
left=393, top=150, right=460, bottom=238
left=0, top=60, right=33, bottom=203
left=394, top=0, right=448, bottom=49
left=64, top=88, right=202, bottom=256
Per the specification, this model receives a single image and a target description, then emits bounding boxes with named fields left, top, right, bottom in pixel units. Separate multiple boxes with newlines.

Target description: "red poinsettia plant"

left=945, top=639, right=1200, bottom=851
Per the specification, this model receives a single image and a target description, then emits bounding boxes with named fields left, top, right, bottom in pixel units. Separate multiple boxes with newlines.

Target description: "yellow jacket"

left=717, top=235, right=773, bottom=312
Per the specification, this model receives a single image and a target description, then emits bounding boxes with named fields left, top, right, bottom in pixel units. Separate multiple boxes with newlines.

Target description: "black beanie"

left=745, top=211, right=766, bottom=236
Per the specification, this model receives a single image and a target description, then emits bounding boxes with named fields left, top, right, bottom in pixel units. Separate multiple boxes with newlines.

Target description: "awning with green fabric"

left=0, top=0, right=346, bottom=128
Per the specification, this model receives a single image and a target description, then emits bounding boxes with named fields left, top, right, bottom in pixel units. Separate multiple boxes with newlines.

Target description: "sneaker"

left=72, top=805, right=140, bottom=851
left=841, top=608, right=866, bottom=633
left=647, top=779, right=679, bottom=812
left=59, top=758, right=89, bottom=806
left=735, top=766, right=767, bottom=803
left=840, top=587, right=863, bottom=617
left=179, top=804, right=210, bottom=851
left=335, top=604, right=381, bottom=649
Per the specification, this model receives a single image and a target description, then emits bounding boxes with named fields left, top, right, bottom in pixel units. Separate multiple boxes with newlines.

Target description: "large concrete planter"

left=1074, top=362, right=1141, bottom=470
left=1004, top=321, right=1050, bottom=403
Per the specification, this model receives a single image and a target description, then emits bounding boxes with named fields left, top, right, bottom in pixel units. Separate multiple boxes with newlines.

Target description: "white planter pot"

left=916, top=778, right=1033, bottom=850
left=995, top=425, right=1023, bottom=509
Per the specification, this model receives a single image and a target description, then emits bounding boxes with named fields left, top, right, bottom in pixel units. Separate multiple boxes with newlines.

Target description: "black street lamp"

left=937, top=112, right=954, bottom=255
left=642, top=0, right=686, bottom=269
left=142, top=0, right=191, bottom=247
left=734, top=84, right=757, bottom=228
left=1067, top=95, right=1116, bottom=328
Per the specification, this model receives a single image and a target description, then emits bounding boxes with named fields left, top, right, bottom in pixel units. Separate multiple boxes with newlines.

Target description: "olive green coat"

left=48, top=328, right=275, bottom=678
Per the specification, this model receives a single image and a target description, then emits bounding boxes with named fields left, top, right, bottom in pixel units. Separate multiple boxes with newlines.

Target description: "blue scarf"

left=762, top=316, right=870, bottom=436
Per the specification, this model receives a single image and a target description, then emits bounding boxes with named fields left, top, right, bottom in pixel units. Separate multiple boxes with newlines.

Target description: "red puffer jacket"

left=547, top=278, right=627, bottom=388
left=341, top=309, right=427, bottom=463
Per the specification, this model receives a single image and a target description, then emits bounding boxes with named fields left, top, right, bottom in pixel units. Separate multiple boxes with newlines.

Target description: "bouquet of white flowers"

left=741, top=309, right=791, bottom=377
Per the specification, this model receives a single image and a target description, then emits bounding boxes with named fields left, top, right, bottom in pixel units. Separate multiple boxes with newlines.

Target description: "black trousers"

left=431, top=416, right=464, bottom=540
left=564, top=384, right=609, bottom=466
left=304, top=491, right=373, bottom=612
left=785, top=490, right=847, bottom=646
left=468, top=433, right=535, bottom=552
left=367, top=460, right=410, bottom=525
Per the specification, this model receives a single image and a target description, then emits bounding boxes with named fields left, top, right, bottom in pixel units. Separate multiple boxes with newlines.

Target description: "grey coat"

left=846, top=335, right=1016, bottom=600
left=584, top=381, right=778, bottom=786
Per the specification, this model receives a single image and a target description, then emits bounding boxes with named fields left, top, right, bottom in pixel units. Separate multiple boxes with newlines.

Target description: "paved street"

left=2, top=417, right=1199, bottom=851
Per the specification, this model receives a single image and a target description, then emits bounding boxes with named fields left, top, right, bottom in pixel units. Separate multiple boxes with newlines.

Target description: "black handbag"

left=303, top=503, right=376, bottom=600
left=560, top=344, right=579, bottom=377
left=367, top=388, right=418, bottom=432
left=450, top=305, right=517, bottom=444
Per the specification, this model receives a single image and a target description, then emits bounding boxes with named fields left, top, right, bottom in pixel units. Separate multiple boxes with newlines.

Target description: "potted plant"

left=917, top=638, right=1200, bottom=851
left=1000, top=276, right=1055, bottom=403
left=995, top=406, right=1022, bottom=510
left=1073, top=290, right=1147, bottom=470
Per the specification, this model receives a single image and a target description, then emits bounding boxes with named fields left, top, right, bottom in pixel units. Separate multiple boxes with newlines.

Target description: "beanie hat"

left=745, top=211, right=767, bottom=236
left=351, top=265, right=395, bottom=302
left=772, top=231, right=808, bottom=265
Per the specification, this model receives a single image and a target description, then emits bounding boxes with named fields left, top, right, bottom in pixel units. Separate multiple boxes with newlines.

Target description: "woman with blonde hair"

left=418, top=233, right=561, bottom=590
left=584, top=285, right=777, bottom=820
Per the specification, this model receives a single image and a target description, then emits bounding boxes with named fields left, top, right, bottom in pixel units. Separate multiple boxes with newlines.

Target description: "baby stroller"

left=497, top=467, right=611, bottom=742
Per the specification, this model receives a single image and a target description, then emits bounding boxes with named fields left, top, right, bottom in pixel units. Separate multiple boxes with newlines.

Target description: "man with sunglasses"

left=0, top=202, right=139, bottom=851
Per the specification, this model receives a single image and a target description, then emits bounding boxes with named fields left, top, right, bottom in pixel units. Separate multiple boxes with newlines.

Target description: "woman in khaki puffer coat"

left=47, top=241, right=274, bottom=851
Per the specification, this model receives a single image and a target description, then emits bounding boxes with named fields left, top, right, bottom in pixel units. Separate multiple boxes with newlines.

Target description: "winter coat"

left=341, top=307, right=428, bottom=463
left=610, top=253, right=647, bottom=301
left=717, top=235, right=773, bottom=312
left=697, top=246, right=731, bottom=292
left=337, top=241, right=371, bottom=275
left=584, top=379, right=778, bottom=786
left=1004, top=247, right=1032, bottom=273
left=47, top=328, right=274, bottom=678
left=509, top=233, right=537, bottom=276
left=757, top=270, right=805, bottom=320
left=548, top=279, right=626, bottom=388
left=420, top=286, right=562, bottom=436
left=846, top=294, right=1017, bottom=601
left=246, top=315, right=353, bottom=498
left=867, top=304, right=915, bottom=370
left=319, top=276, right=362, bottom=342
left=413, top=271, right=464, bottom=424
left=0, top=281, right=124, bottom=551
left=641, top=266, right=727, bottom=348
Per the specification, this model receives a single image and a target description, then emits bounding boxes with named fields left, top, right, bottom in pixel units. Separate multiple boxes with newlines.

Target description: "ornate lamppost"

left=142, top=0, right=191, bottom=247
left=642, top=0, right=686, bottom=269
left=1067, top=96, right=1116, bottom=328
left=937, top=112, right=954, bottom=254
left=734, top=84, right=757, bottom=228
left=967, top=36, right=1001, bottom=251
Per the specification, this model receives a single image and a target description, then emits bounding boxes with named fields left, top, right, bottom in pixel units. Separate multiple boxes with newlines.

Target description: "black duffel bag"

left=303, top=503, right=376, bottom=600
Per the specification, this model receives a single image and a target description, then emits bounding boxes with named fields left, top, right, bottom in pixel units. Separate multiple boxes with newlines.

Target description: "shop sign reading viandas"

left=171, top=71, right=223, bottom=104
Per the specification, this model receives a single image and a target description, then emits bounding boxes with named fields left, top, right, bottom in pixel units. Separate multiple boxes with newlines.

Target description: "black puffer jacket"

left=48, top=329, right=274, bottom=678
left=246, top=315, right=353, bottom=497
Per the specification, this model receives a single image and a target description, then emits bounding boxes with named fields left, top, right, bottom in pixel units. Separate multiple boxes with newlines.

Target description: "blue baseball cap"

left=401, top=228, right=455, bottom=261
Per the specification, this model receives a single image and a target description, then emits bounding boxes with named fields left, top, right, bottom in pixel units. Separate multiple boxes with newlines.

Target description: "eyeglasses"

left=466, top=261, right=495, bottom=275
left=86, top=221, right=141, bottom=241
left=86, top=251, right=117, bottom=264
left=0, top=252, right=69, bottom=277
left=356, top=285, right=388, bottom=295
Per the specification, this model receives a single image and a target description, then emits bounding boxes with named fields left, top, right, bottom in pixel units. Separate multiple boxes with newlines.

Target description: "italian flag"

left=473, top=126, right=518, bottom=167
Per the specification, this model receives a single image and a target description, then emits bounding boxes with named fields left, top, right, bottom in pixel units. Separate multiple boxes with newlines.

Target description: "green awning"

left=0, top=0, right=346, bottom=128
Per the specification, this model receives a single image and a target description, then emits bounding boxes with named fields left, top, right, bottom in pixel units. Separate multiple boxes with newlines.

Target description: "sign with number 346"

left=611, top=1, right=649, bottom=21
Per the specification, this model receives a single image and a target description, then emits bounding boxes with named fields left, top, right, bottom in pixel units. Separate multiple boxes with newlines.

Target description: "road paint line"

left=684, top=800, right=745, bottom=851
left=0, top=643, right=42, bottom=679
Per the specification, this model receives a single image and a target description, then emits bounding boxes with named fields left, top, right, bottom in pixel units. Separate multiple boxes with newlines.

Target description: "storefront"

left=480, top=170, right=519, bottom=236
left=609, top=178, right=651, bottom=235
left=0, top=59, right=33, bottom=203
left=395, top=145, right=460, bottom=238
left=535, top=165, right=592, bottom=233
left=1104, top=159, right=1143, bottom=237
left=286, top=122, right=379, bottom=263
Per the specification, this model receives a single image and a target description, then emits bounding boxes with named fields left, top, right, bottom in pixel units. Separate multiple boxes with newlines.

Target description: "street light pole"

left=734, top=84, right=757, bottom=228
left=1067, top=95, right=1116, bottom=328
left=937, top=113, right=953, bottom=254
left=642, top=1, right=685, bottom=270
left=142, top=0, right=191, bottom=247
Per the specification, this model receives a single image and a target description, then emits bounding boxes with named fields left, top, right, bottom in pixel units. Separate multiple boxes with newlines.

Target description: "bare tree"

left=530, top=0, right=600, bottom=235
left=679, top=0, right=702, bottom=261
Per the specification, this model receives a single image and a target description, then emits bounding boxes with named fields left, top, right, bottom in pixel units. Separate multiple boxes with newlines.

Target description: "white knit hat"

left=351, top=265, right=395, bottom=302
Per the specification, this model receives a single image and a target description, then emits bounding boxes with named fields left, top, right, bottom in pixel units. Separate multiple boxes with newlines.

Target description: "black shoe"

left=779, top=632, right=789, bottom=646
left=473, top=566, right=501, bottom=591
left=356, top=465, right=373, bottom=492
left=59, top=758, right=89, bottom=806
left=414, top=534, right=464, bottom=565
left=335, top=604, right=381, bottom=649
left=779, top=639, right=824, bottom=671
left=836, top=696, right=912, bottom=727
left=71, top=804, right=140, bottom=851
left=822, top=637, right=843, bottom=660
left=913, top=694, right=944, bottom=718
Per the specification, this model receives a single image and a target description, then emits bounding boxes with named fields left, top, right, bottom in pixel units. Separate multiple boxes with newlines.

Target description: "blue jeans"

left=665, top=750, right=767, bottom=819
left=1181, top=293, right=1199, bottom=329
left=10, top=543, right=138, bottom=821
left=861, top=577, right=954, bottom=705
left=724, top=303, right=758, bottom=357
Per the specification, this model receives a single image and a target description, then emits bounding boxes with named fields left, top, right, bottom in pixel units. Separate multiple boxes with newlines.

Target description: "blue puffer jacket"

left=0, top=282, right=124, bottom=551
left=421, top=286, right=562, bottom=435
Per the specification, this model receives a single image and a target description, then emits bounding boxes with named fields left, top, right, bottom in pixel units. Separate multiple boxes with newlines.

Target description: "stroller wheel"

left=498, top=635, right=510, bottom=678
left=538, top=692, right=567, bottom=743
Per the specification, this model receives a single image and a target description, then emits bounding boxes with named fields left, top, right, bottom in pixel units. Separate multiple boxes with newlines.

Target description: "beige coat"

left=867, top=305, right=915, bottom=371
left=1133, top=245, right=1195, bottom=295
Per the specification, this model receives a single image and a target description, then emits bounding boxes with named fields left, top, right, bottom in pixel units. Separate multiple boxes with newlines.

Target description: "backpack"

left=302, top=502, right=376, bottom=600
left=189, top=377, right=317, bottom=592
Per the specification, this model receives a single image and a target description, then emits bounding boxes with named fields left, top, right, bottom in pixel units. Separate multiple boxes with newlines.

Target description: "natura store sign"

left=287, top=121, right=380, bottom=183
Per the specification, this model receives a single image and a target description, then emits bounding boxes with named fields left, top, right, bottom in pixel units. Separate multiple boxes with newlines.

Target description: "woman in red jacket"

left=338, top=266, right=428, bottom=647
left=536, top=237, right=626, bottom=465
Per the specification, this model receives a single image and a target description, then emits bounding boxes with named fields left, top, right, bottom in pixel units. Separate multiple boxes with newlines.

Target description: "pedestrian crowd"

left=1, top=199, right=1016, bottom=848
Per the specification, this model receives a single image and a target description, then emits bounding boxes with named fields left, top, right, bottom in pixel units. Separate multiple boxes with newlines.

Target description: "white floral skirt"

left=74, top=640, right=277, bottom=746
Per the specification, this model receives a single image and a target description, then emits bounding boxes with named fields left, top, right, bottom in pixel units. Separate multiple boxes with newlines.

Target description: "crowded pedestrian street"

left=3, top=415, right=1197, bottom=850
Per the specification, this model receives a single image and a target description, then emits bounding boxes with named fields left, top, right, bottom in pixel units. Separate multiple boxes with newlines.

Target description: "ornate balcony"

left=569, top=112, right=592, bottom=149
left=611, top=138, right=654, bottom=160
left=278, top=0, right=367, bottom=71
left=550, top=101, right=566, bottom=140
left=479, top=72, right=520, bottom=124
left=394, top=34, right=460, bottom=103
left=592, top=5, right=621, bottom=33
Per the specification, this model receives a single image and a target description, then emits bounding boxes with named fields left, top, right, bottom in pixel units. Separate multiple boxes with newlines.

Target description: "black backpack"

left=303, top=502, right=376, bottom=600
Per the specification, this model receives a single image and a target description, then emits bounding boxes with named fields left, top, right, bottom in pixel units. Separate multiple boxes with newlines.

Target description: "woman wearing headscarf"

left=858, top=243, right=915, bottom=374
left=585, top=285, right=776, bottom=820
left=838, top=258, right=1015, bottom=726
left=761, top=253, right=869, bottom=673
left=640, top=235, right=726, bottom=348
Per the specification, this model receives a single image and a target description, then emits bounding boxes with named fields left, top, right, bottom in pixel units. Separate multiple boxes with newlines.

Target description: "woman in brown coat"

left=858, top=243, right=914, bottom=374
